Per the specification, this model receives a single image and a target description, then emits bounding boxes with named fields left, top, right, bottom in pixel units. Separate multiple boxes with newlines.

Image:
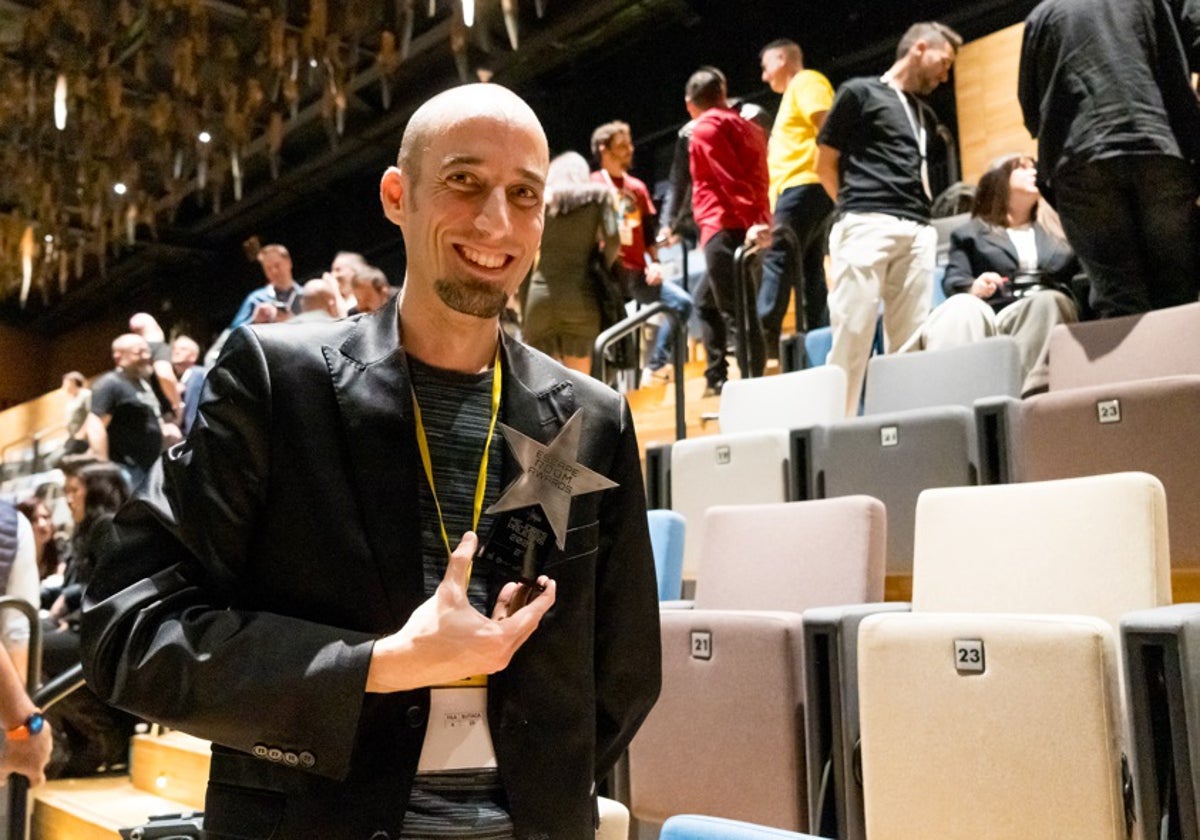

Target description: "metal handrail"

left=592, top=301, right=688, bottom=442
left=731, top=241, right=762, bottom=380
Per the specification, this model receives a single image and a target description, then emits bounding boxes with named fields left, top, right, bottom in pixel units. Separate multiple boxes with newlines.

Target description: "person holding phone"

left=80, top=84, right=661, bottom=840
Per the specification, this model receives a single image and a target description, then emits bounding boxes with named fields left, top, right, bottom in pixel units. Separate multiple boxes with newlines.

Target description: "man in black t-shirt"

left=84, top=334, right=172, bottom=489
left=1019, top=0, right=1200, bottom=318
left=816, top=21, right=961, bottom=416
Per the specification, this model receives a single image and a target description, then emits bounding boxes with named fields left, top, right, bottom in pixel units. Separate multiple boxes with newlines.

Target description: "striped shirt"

left=404, top=356, right=513, bottom=839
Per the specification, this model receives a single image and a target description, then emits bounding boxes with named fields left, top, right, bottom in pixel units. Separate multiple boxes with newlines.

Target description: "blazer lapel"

left=980, top=223, right=1019, bottom=271
left=498, top=334, right=577, bottom=488
left=323, top=305, right=423, bottom=624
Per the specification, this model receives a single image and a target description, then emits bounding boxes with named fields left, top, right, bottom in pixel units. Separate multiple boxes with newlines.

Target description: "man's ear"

left=380, top=166, right=406, bottom=226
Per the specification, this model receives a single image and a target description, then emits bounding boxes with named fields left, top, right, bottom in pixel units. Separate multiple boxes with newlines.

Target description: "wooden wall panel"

left=954, top=22, right=1037, bottom=185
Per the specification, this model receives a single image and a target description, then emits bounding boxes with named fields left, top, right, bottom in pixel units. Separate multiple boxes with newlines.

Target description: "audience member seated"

left=523, top=150, right=620, bottom=374
left=42, top=461, right=137, bottom=778
left=292, top=277, right=341, bottom=323
left=171, top=335, right=207, bottom=437
left=327, top=250, right=368, bottom=316
left=228, top=243, right=303, bottom=330
left=351, top=264, right=393, bottom=314
left=16, top=497, right=60, bottom=583
left=902, top=154, right=1079, bottom=395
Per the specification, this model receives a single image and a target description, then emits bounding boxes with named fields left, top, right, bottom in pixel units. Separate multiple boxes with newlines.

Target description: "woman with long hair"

left=908, top=154, right=1080, bottom=395
left=16, top=497, right=62, bottom=581
left=521, top=151, right=621, bottom=374
left=43, top=462, right=135, bottom=778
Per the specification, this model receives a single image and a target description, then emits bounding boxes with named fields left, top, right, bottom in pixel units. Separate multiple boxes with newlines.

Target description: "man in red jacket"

left=685, top=66, right=772, bottom=394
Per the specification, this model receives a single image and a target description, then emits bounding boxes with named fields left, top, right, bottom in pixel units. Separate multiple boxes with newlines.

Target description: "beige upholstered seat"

left=859, top=612, right=1129, bottom=840
left=812, top=472, right=1168, bottom=840
left=629, top=497, right=885, bottom=833
left=596, top=796, right=629, bottom=840
left=913, top=471, right=1171, bottom=627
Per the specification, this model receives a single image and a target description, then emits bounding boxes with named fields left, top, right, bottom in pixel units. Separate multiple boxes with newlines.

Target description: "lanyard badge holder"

left=412, top=346, right=619, bottom=770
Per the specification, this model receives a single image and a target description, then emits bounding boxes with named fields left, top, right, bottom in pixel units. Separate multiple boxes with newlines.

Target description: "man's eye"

left=510, top=186, right=541, bottom=206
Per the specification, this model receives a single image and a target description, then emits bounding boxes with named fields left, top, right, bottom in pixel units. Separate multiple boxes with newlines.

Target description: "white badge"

left=416, top=686, right=497, bottom=772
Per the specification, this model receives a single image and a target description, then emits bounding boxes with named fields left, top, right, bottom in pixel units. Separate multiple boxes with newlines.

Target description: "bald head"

left=112, top=333, right=152, bottom=377
left=397, top=83, right=548, bottom=187
left=301, top=278, right=339, bottom=316
left=128, top=312, right=164, bottom=343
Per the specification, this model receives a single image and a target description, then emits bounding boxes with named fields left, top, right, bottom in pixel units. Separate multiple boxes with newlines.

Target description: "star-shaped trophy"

left=478, top=410, right=616, bottom=589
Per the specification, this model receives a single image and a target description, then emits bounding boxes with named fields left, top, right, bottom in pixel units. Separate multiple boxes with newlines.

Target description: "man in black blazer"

left=80, top=84, right=661, bottom=839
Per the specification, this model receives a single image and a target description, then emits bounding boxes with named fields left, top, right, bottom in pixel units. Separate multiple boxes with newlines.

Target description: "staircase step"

left=129, top=731, right=210, bottom=809
left=32, top=777, right=196, bottom=840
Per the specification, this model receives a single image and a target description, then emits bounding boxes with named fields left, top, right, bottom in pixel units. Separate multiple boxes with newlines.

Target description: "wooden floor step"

left=128, top=731, right=210, bottom=810
left=32, top=777, right=197, bottom=840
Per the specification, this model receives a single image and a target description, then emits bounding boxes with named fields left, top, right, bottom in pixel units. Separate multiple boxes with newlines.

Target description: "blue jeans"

left=646, top=278, right=693, bottom=370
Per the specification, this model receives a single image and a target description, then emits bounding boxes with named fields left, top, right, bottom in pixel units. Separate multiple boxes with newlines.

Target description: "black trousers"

left=757, top=183, right=834, bottom=342
left=696, top=228, right=765, bottom=387
left=1053, top=154, right=1200, bottom=318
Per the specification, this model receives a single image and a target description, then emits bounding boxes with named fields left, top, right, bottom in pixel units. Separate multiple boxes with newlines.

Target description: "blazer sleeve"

left=943, top=224, right=979, bottom=296
left=80, top=327, right=376, bottom=782
left=592, top=397, right=662, bottom=779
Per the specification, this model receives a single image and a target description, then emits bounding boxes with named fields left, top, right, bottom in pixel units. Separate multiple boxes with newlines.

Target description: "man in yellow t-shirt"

left=757, top=38, right=836, bottom=354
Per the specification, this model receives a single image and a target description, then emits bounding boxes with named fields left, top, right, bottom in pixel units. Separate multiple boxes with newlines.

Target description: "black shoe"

left=702, top=381, right=725, bottom=398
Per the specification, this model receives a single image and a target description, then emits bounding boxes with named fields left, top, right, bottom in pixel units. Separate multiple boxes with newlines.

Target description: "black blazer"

left=943, top=217, right=1079, bottom=310
left=80, top=304, right=662, bottom=840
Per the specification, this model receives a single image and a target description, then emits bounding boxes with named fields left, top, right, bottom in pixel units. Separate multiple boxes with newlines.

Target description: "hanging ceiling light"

left=53, top=74, right=67, bottom=131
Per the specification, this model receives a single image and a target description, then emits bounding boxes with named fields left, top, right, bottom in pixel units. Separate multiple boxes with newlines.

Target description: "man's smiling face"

left=397, top=111, right=548, bottom=319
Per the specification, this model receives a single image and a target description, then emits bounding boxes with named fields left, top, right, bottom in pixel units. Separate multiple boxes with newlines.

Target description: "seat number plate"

left=1097, top=399, right=1121, bottom=424
left=954, top=639, right=985, bottom=674
left=691, top=630, right=712, bottom=660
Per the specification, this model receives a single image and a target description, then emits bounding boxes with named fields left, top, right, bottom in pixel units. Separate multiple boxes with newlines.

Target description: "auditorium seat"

left=647, top=509, right=686, bottom=602
left=597, top=796, right=631, bottom=840
left=660, top=814, right=824, bottom=839
left=805, top=472, right=1169, bottom=840
left=1122, top=603, right=1200, bottom=840
left=670, top=430, right=791, bottom=581
left=861, top=337, right=1021, bottom=415
left=719, top=365, right=847, bottom=434
left=627, top=497, right=885, bottom=834
left=802, top=339, right=1021, bottom=576
left=859, top=612, right=1132, bottom=840
left=665, top=364, right=848, bottom=582
left=1048, top=300, right=1200, bottom=391
left=981, top=375, right=1200, bottom=570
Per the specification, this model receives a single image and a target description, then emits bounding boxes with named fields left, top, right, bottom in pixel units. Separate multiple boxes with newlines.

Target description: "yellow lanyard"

left=410, top=346, right=503, bottom=564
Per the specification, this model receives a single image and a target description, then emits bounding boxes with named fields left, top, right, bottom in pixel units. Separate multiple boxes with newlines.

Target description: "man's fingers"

left=442, top=532, right=479, bottom=593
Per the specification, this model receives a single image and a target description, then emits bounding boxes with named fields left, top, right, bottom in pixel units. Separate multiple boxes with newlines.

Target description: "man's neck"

left=882, top=59, right=918, bottom=94
left=270, top=279, right=295, bottom=293
left=601, top=160, right=625, bottom=180
left=398, top=287, right=500, bottom=374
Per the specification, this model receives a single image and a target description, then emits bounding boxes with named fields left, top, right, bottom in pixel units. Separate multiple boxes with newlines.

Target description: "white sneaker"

left=641, top=364, right=673, bottom=385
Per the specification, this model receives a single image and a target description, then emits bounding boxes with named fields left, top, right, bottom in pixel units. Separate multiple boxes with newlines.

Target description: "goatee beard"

left=434, top=277, right=508, bottom=319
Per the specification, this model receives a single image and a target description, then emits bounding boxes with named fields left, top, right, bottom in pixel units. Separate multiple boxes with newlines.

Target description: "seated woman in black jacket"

left=906, top=154, right=1079, bottom=394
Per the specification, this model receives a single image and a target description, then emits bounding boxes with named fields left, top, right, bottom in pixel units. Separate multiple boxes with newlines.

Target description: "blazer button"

left=283, top=751, right=299, bottom=766
left=370, top=832, right=391, bottom=840
left=267, top=748, right=283, bottom=762
left=299, top=751, right=316, bottom=768
left=406, top=705, right=426, bottom=728
left=252, top=744, right=269, bottom=758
